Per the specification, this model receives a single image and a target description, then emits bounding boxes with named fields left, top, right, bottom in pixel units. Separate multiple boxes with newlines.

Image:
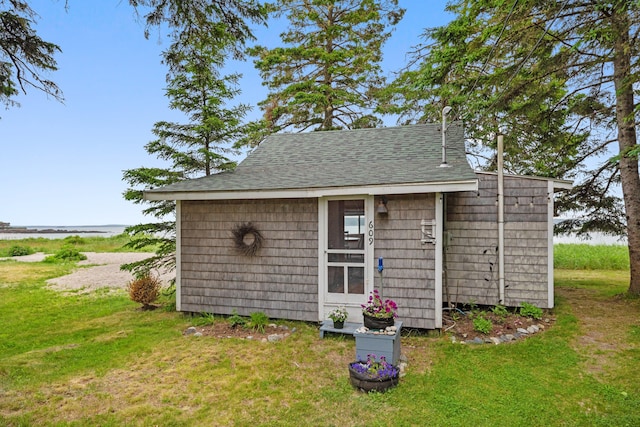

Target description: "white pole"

left=497, top=134, right=505, bottom=305
left=440, top=106, right=452, bottom=167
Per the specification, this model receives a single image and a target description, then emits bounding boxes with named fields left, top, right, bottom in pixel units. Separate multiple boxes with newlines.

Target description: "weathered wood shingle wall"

left=374, top=194, right=437, bottom=329
left=445, top=174, right=551, bottom=308
left=180, top=199, right=319, bottom=321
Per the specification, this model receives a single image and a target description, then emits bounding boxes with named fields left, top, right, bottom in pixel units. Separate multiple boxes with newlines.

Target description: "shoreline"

left=0, top=227, right=106, bottom=234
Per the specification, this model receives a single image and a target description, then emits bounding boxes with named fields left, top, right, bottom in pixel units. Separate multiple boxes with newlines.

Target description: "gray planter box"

left=354, top=321, right=402, bottom=365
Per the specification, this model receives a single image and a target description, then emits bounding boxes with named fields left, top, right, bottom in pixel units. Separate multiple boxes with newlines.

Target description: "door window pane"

left=348, top=267, right=364, bottom=294
left=328, top=253, right=364, bottom=263
left=328, top=200, right=365, bottom=250
left=327, top=266, right=344, bottom=293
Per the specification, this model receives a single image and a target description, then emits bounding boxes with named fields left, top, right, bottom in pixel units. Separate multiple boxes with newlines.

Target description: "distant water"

left=0, top=225, right=129, bottom=240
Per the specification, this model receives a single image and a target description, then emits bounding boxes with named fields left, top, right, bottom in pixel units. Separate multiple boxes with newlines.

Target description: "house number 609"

left=368, top=220, right=374, bottom=245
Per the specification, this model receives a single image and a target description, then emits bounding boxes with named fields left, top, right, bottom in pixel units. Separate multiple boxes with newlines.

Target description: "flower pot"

left=333, top=320, right=344, bottom=329
left=363, top=313, right=394, bottom=329
left=348, top=363, right=399, bottom=393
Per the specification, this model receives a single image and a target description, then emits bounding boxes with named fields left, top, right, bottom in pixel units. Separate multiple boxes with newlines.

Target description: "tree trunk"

left=611, top=6, right=640, bottom=295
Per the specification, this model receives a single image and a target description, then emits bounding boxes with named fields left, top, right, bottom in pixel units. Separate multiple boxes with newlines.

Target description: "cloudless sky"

left=0, top=1, right=452, bottom=226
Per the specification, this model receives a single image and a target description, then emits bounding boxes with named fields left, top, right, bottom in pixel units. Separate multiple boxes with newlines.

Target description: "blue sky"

left=0, top=1, right=452, bottom=226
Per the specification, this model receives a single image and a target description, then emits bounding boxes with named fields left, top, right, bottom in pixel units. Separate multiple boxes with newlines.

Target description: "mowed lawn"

left=0, top=240, right=639, bottom=426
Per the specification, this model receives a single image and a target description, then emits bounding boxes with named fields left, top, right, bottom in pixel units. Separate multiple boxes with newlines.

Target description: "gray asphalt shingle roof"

left=145, top=123, right=476, bottom=196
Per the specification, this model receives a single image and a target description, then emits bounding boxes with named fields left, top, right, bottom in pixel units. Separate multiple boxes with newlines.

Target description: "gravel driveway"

left=5, top=252, right=173, bottom=293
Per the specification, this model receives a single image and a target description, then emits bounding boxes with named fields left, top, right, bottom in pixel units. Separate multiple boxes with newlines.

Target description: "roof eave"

left=144, top=179, right=479, bottom=201
left=475, top=171, right=573, bottom=190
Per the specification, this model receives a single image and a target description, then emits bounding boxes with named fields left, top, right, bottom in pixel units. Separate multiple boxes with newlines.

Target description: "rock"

left=517, top=328, right=529, bottom=334
left=267, top=334, right=283, bottom=342
left=450, top=336, right=457, bottom=343
left=193, top=332, right=202, bottom=337
left=246, top=336, right=254, bottom=340
left=527, top=325, right=538, bottom=334
left=504, top=334, right=515, bottom=341
left=489, top=337, right=501, bottom=345
left=184, top=326, right=197, bottom=336
left=268, top=323, right=277, bottom=328
left=471, top=337, right=484, bottom=344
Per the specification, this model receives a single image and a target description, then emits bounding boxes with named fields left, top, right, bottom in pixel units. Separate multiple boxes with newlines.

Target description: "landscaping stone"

left=184, top=326, right=197, bottom=336
left=267, top=334, right=286, bottom=342
left=452, top=325, right=546, bottom=346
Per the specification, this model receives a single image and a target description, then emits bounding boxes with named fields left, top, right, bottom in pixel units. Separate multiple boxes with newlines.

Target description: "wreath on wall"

left=232, top=222, right=264, bottom=256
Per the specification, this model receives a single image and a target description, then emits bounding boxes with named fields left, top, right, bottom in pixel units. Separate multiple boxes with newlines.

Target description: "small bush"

left=193, top=312, right=215, bottom=326
left=492, top=304, right=509, bottom=318
left=245, top=311, right=269, bottom=334
left=520, top=302, right=543, bottom=319
left=63, top=235, right=86, bottom=245
left=228, top=309, right=246, bottom=328
left=473, top=314, right=493, bottom=334
left=127, top=275, right=161, bottom=309
left=7, top=245, right=34, bottom=257
left=44, top=246, right=87, bottom=262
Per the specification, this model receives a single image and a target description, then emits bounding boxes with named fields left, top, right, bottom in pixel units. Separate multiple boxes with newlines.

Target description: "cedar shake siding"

left=445, top=174, right=552, bottom=308
left=180, top=199, right=319, bottom=321
left=374, top=194, right=437, bottom=329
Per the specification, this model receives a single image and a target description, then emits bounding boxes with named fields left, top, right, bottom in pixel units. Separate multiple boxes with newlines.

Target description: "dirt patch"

left=15, top=252, right=176, bottom=294
left=557, top=286, right=640, bottom=377
left=185, top=322, right=294, bottom=340
left=442, top=308, right=555, bottom=342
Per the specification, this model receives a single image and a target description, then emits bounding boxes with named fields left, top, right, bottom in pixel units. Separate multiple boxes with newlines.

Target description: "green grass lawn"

left=0, top=241, right=639, bottom=426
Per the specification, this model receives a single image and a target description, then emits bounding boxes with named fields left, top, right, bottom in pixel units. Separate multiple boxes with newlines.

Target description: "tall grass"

left=0, top=233, right=154, bottom=256
left=554, top=243, right=629, bottom=270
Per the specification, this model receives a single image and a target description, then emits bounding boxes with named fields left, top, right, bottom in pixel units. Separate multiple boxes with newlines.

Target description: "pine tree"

left=388, top=0, right=640, bottom=294
left=247, top=0, right=404, bottom=137
left=0, top=0, right=63, bottom=108
left=122, top=28, right=254, bottom=277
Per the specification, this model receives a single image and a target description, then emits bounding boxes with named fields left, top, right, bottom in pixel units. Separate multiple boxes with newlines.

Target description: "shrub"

left=519, top=302, right=543, bottom=319
left=245, top=311, right=269, bottom=334
left=7, top=245, right=34, bottom=256
left=63, top=235, right=86, bottom=245
left=492, top=304, right=509, bottom=318
left=193, top=312, right=215, bottom=326
left=473, top=314, right=493, bottom=335
left=228, top=309, right=246, bottom=328
left=44, top=246, right=87, bottom=262
left=127, top=275, right=161, bottom=309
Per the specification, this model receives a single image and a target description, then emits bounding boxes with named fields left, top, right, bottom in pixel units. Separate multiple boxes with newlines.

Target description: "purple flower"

left=361, top=291, right=398, bottom=319
left=349, top=354, right=399, bottom=380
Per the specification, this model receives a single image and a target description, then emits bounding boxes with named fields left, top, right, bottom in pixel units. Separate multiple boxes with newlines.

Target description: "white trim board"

left=144, top=180, right=478, bottom=201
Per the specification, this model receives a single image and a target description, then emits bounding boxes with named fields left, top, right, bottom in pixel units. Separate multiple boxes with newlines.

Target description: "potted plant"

left=361, top=289, right=398, bottom=329
left=348, top=354, right=400, bottom=392
left=328, top=306, right=348, bottom=329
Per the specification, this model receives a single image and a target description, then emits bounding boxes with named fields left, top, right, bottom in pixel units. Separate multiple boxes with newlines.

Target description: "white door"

left=319, top=197, right=374, bottom=321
